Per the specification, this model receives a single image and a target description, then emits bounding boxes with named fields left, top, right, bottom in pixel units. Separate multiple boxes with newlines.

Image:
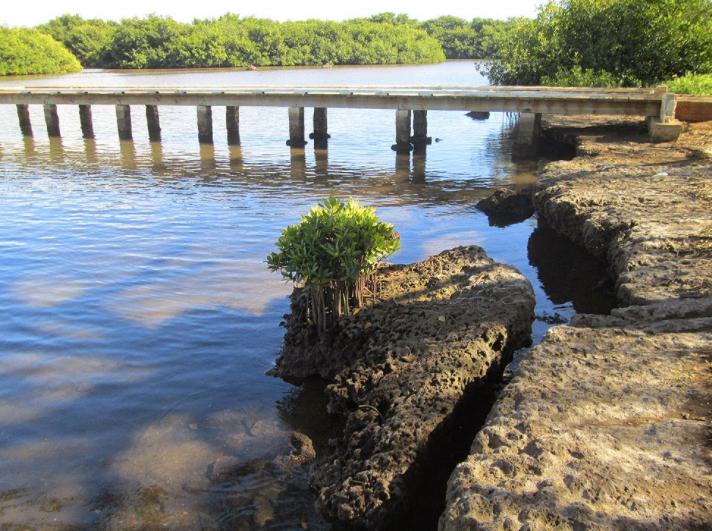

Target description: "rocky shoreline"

left=441, top=118, right=712, bottom=529
left=274, top=247, right=535, bottom=528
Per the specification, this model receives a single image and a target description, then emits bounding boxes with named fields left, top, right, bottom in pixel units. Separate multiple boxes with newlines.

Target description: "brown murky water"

left=0, top=61, right=613, bottom=529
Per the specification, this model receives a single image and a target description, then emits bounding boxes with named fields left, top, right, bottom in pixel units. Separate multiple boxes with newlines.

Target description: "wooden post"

left=311, top=107, right=329, bottom=149
left=287, top=107, right=306, bottom=147
left=226, top=106, right=240, bottom=145
left=115, top=105, right=132, bottom=141
left=16, top=104, right=32, bottom=137
left=411, top=110, right=431, bottom=152
left=512, top=112, right=541, bottom=159
left=79, top=104, right=94, bottom=139
left=43, top=104, right=60, bottom=137
left=197, top=105, right=213, bottom=144
left=392, top=109, right=412, bottom=152
left=146, top=105, right=161, bottom=142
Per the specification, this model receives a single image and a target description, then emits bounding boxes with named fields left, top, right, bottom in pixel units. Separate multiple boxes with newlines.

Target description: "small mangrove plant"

left=267, top=197, right=400, bottom=332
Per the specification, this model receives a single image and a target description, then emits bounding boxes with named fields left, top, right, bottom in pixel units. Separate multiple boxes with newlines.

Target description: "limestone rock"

left=275, top=246, right=535, bottom=528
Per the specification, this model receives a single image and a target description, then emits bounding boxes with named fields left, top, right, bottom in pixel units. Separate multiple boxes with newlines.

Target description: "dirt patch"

left=274, top=246, right=535, bottom=528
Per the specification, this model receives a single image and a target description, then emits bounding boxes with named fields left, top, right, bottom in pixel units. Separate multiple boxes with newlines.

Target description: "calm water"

left=0, top=61, right=612, bottom=529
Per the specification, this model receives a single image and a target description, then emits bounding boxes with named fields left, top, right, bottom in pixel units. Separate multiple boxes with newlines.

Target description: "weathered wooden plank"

left=0, top=87, right=663, bottom=117
left=675, top=96, right=712, bottom=122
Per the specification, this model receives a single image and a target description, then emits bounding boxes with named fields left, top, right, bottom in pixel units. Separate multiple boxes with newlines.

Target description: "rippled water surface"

left=0, top=61, right=612, bottom=528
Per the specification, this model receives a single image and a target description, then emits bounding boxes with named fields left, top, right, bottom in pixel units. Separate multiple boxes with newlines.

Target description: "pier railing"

left=0, top=85, right=679, bottom=150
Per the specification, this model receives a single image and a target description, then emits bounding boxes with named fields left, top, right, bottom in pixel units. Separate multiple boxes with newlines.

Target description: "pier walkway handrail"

left=0, top=85, right=680, bottom=148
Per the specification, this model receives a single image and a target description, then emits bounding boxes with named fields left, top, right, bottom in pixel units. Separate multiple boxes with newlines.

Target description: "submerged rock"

left=476, top=187, right=535, bottom=227
left=275, top=246, right=535, bottom=528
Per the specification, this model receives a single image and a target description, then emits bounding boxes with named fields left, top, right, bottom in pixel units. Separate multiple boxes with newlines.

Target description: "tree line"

left=1, top=2, right=710, bottom=94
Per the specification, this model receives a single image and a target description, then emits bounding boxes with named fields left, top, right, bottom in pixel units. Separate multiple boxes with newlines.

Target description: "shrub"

left=480, top=0, right=712, bottom=87
left=0, top=27, right=82, bottom=76
left=542, top=66, right=628, bottom=88
left=664, top=73, right=712, bottom=96
left=267, top=198, right=400, bottom=332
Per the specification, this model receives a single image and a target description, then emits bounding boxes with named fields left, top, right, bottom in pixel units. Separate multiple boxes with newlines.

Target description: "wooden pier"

left=0, top=85, right=682, bottom=149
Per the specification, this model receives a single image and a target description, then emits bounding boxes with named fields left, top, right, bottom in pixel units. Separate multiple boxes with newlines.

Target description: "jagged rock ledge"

left=441, top=119, right=712, bottom=529
left=273, top=246, right=535, bottom=528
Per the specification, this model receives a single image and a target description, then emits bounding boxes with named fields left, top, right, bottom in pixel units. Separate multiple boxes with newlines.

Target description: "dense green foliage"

left=664, top=72, right=712, bottom=95
left=480, top=0, right=712, bottom=87
left=38, top=15, right=116, bottom=67
left=419, top=16, right=514, bottom=59
left=0, top=27, right=82, bottom=75
left=38, top=14, right=445, bottom=68
left=267, top=197, right=400, bottom=331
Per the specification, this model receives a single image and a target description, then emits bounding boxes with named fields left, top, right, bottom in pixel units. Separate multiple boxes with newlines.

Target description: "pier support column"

left=115, top=104, right=132, bottom=141
left=197, top=105, right=213, bottom=144
left=79, top=104, right=94, bottom=139
left=287, top=107, right=306, bottom=147
left=411, top=110, right=431, bottom=152
left=310, top=107, right=329, bottom=149
left=16, top=104, right=32, bottom=137
left=43, top=104, right=60, bottom=138
left=226, top=106, right=240, bottom=145
left=648, top=93, right=683, bottom=142
left=146, top=105, right=161, bottom=142
left=512, top=112, right=541, bottom=159
left=391, top=109, right=412, bottom=153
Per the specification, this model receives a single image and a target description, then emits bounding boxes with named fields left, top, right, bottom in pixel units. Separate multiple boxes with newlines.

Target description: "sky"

left=1, top=0, right=541, bottom=27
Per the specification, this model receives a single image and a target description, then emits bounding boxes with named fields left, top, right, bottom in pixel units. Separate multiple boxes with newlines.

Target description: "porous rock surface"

left=535, top=118, right=712, bottom=306
left=275, top=246, right=535, bottom=528
left=441, top=310, right=711, bottom=530
left=440, top=119, right=712, bottom=530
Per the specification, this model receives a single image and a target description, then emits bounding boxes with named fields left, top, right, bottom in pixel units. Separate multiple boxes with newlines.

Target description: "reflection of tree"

left=528, top=221, right=615, bottom=315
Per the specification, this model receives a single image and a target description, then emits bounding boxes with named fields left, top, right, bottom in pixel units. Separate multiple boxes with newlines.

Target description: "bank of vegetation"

left=4, top=2, right=711, bottom=94
left=0, top=27, right=81, bottom=75
left=36, top=14, right=447, bottom=69
left=479, top=0, right=712, bottom=91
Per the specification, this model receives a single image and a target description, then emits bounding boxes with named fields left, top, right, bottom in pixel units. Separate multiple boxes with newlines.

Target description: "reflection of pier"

left=0, top=85, right=680, bottom=152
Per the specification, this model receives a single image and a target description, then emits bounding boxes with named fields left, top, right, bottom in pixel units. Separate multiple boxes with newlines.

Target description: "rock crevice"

left=274, top=246, right=535, bottom=528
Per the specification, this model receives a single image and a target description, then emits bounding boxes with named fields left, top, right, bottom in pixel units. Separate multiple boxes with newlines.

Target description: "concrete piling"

left=392, top=109, right=412, bottom=152
left=43, top=104, right=60, bottom=137
left=311, top=107, right=329, bottom=149
left=226, top=106, right=240, bottom=145
left=197, top=105, right=213, bottom=144
left=79, top=104, right=94, bottom=139
left=115, top=105, right=132, bottom=141
left=512, top=112, right=542, bottom=158
left=146, top=105, right=161, bottom=142
left=16, top=104, right=32, bottom=137
left=411, top=110, right=431, bottom=152
left=287, top=106, right=306, bottom=147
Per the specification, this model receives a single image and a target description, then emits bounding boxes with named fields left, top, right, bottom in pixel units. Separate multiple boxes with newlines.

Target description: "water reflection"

left=0, top=61, right=609, bottom=528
